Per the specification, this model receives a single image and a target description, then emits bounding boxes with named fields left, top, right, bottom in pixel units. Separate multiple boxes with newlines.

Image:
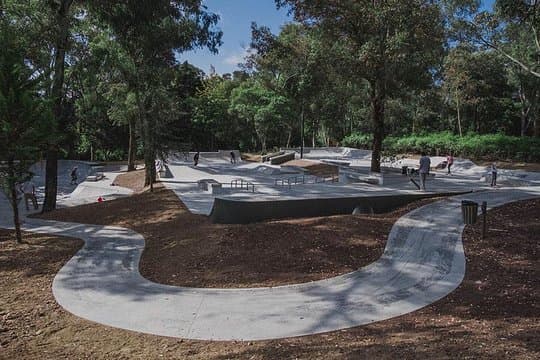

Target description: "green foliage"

left=380, top=132, right=540, bottom=161
left=344, top=131, right=540, bottom=161
left=0, top=20, right=53, bottom=165
left=341, top=133, right=373, bottom=149
left=94, top=149, right=126, bottom=162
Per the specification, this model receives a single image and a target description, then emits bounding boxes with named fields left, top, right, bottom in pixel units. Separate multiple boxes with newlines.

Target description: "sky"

left=180, top=0, right=292, bottom=75
left=181, top=0, right=496, bottom=75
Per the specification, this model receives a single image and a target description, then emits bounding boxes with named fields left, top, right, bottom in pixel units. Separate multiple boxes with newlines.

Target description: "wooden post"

left=481, top=201, right=487, bottom=239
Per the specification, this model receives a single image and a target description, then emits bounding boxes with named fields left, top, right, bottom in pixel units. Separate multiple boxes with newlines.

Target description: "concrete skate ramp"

left=281, top=147, right=372, bottom=160
left=29, top=160, right=99, bottom=196
left=210, top=191, right=469, bottom=224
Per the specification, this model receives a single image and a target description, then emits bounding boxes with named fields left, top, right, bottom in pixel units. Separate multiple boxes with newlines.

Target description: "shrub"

left=343, top=132, right=540, bottom=162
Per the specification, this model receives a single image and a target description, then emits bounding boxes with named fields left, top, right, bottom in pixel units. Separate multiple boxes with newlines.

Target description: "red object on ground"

left=97, top=196, right=104, bottom=203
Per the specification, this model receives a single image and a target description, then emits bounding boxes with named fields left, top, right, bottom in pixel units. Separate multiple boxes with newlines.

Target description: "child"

left=490, top=163, right=497, bottom=187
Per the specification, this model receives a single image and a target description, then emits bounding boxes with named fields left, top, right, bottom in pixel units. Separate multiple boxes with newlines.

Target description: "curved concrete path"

left=2, top=188, right=539, bottom=340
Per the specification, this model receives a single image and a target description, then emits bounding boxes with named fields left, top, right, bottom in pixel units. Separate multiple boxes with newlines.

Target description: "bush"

left=341, top=133, right=372, bottom=149
left=344, top=132, right=540, bottom=162
left=94, top=149, right=126, bottom=162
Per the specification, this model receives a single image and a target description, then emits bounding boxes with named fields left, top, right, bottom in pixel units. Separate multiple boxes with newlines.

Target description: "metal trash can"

left=402, top=166, right=408, bottom=175
left=461, top=200, right=478, bottom=224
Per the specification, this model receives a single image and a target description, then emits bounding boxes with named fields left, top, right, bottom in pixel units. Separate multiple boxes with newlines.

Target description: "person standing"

left=490, top=162, right=497, bottom=187
left=21, top=179, right=38, bottom=211
left=193, top=151, right=200, bottom=166
left=446, top=153, right=454, bottom=174
left=230, top=151, right=236, bottom=164
left=419, top=152, right=431, bottom=191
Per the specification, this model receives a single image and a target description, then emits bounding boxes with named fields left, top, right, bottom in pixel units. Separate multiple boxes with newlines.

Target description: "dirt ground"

left=112, top=169, right=146, bottom=193
left=36, top=185, right=433, bottom=288
left=1, top=194, right=538, bottom=358
left=282, top=159, right=339, bottom=178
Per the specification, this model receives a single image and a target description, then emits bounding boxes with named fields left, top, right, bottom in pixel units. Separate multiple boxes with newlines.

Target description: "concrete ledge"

left=197, top=179, right=220, bottom=191
left=270, top=152, right=295, bottom=165
left=85, top=173, right=104, bottom=182
left=262, top=151, right=284, bottom=162
left=210, top=191, right=469, bottom=224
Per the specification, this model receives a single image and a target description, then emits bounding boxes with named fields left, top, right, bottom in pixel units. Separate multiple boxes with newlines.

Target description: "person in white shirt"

left=490, top=163, right=497, bottom=187
left=418, top=152, right=431, bottom=190
left=21, top=179, right=38, bottom=211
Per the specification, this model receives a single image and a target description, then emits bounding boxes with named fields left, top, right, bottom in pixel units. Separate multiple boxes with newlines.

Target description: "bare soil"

left=112, top=169, right=146, bottom=193
left=241, top=153, right=262, bottom=162
left=283, top=159, right=338, bottom=177
left=35, top=185, right=433, bottom=288
left=2, top=193, right=538, bottom=358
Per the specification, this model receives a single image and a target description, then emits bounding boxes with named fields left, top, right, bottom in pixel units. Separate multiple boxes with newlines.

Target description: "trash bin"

left=461, top=200, right=478, bottom=224
left=402, top=166, right=408, bottom=175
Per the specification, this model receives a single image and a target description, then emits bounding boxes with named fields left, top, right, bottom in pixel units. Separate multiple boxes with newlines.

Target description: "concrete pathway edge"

left=1, top=187, right=538, bottom=340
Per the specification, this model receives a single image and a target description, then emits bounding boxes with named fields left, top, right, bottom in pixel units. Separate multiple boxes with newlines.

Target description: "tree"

left=90, top=0, right=222, bottom=188
left=229, top=79, right=288, bottom=153
left=277, top=0, right=445, bottom=171
left=2, top=0, right=74, bottom=212
left=248, top=23, right=329, bottom=155
left=43, top=0, right=75, bottom=211
left=456, top=0, right=540, bottom=79
left=0, top=22, right=52, bottom=243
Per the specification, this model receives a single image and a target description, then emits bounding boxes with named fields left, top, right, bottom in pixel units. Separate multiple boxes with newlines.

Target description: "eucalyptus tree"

left=2, top=0, right=77, bottom=211
left=0, top=22, right=53, bottom=243
left=248, top=23, right=329, bottom=155
left=462, top=0, right=540, bottom=79
left=89, top=0, right=222, bottom=188
left=276, top=0, right=445, bottom=171
left=229, top=78, right=289, bottom=153
left=192, top=74, right=242, bottom=150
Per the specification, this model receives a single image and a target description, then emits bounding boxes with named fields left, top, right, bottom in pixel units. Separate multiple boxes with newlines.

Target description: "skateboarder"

left=70, top=166, right=78, bottom=185
left=230, top=151, right=236, bottom=164
left=193, top=152, right=200, bottom=166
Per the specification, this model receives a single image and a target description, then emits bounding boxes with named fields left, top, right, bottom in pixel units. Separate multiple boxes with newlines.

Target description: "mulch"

left=112, top=169, right=146, bottom=193
left=35, top=185, right=435, bottom=288
left=1, top=187, right=538, bottom=358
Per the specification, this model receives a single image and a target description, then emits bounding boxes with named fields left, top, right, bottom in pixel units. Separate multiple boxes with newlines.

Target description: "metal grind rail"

left=230, top=179, right=255, bottom=193
left=274, top=174, right=339, bottom=190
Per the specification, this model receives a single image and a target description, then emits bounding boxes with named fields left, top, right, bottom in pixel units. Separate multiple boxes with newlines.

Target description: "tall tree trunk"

left=456, top=91, right=462, bottom=137
left=43, top=146, right=58, bottom=212
left=7, top=157, right=22, bottom=244
left=370, top=80, right=385, bottom=173
left=127, top=119, right=137, bottom=171
left=133, top=84, right=155, bottom=190
left=142, top=111, right=155, bottom=190
left=520, top=107, right=529, bottom=137
left=43, top=0, right=73, bottom=212
left=286, top=127, right=292, bottom=148
left=300, top=105, right=305, bottom=159
left=261, top=138, right=267, bottom=154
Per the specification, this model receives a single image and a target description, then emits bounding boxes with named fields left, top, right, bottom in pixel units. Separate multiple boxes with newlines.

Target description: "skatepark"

left=1, top=147, right=540, bottom=341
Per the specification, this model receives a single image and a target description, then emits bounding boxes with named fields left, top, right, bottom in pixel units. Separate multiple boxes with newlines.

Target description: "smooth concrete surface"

left=162, top=159, right=498, bottom=217
left=2, top=188, right=539, bottom=340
